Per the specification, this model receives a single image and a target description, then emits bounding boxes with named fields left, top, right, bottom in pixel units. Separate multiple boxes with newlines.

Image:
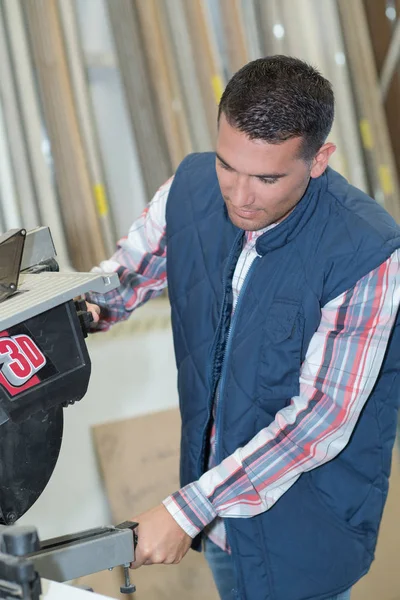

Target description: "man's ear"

left=310, top=143, right=336, bottom=178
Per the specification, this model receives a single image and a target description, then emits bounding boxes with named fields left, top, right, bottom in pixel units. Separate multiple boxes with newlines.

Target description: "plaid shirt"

left=89, top=179, right=400, bottom=552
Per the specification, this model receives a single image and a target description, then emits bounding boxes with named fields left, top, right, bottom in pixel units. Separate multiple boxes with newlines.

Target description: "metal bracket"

left=26, top=522, right=138, bottom=584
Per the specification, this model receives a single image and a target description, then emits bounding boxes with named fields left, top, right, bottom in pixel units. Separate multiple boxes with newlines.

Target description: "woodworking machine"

left=0, top=228, right=137, bottom=599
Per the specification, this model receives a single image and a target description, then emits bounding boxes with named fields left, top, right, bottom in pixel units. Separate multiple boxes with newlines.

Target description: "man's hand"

left=85, top=302, right=100, bottom=325
left=131, top=504, right=192, bottom=568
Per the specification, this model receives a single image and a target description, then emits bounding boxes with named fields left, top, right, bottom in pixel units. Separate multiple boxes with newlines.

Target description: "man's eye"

left=219, top=162, right=232, bottom=172
left=258, top=177, right=278, bottom=185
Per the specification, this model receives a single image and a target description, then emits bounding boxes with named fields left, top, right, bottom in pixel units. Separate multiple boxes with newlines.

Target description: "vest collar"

left=253, top=169, right=328, bottom=255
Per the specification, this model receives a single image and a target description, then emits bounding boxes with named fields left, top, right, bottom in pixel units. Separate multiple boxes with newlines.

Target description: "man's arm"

left=86, top=178, right=172, bottom=330
left=163, top=249, right=400, bottom=537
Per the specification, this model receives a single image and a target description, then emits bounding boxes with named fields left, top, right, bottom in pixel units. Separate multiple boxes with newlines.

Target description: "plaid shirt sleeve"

left=163, top=249, right=400, bottom=538
left=86, top=178, right=172, bottom=330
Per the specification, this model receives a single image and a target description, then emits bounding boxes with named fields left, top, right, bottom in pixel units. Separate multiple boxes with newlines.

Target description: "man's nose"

left=229, top=176, right=255, bottom=208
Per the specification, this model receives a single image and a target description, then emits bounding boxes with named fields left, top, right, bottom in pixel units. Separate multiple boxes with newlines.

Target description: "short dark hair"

left=218, top=55, right=334, bottom=161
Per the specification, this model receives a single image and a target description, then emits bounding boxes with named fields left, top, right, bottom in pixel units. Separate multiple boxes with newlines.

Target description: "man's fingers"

left=127, top=505, right=193, bottom=570
left=130, top=548, right=165, bottom=568
left=86, top=302, right=100, bottom=324
left=130, top=556, right=145, bottom=570
left=133, top=553, right=183, bottom=567
left=130, top=545, right=149, bottom=569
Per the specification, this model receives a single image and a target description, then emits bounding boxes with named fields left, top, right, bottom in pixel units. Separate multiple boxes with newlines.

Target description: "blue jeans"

left=204, top=538, right=352, bottom=600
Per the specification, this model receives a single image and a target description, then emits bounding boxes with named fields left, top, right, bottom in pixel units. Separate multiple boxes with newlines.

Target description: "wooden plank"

left=3, top=0, right=69, bottom=266
left=106, top=0, right=172, bottom=198
left=338, top=0, right=400, bottom=221
left=239, top=0, right=264, bottom=61
left=58, top=0, right=117, bottom=255
left=0, top=2, right=40, bottom=230
left=183, top=0, right=221, bottom=139
left=363, top=0, right=400, bottom=185
left=256, top=0, right=286, bottom=55
left=163, top=0, right=213, bottom=151
left=73, top=0, right=148, bottom=239
left=134, top=0, right=193, bottom=170
left=24, top=0, right=107, bottom=270
left=0, top=94, right=21, bottom=229
left=219, top=0, right=250, bottom=74
left=312, top=0, right=369, bottom=191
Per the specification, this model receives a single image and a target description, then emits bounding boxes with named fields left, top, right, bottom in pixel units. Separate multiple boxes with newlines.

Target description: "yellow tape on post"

left=359, top=119, right=374, bottom=150
left=378, top=165, right=395, bottom=196
left=94, top=184, right=109, bottom=217
left=211, top=75, right=224, bottom=104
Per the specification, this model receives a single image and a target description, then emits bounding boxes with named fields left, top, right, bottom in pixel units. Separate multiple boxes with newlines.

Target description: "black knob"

left=120, top=566, right=136, bottom=595
left=74, top=299, right=87, bottom=313
left=81, top=310, right=94, bottom=331
left=74, top=299, right=94, bottom=338
left=1, top=526, right=40, bottom=556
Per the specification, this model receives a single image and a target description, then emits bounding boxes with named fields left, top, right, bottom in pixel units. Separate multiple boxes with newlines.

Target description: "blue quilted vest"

left=166, top=153, right=400, bottom=600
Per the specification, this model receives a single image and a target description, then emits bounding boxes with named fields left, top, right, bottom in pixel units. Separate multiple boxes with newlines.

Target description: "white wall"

left=18, top=300, right=177, bottom=541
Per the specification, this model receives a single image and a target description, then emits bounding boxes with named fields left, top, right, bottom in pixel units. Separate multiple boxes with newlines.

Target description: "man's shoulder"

left=311, top=168, right=400, bottom=304
left=324, top=167, right=400, bottom=245
left=170, top=153, right=218, bottom=196
left=178, top=152, right=216, bottom=172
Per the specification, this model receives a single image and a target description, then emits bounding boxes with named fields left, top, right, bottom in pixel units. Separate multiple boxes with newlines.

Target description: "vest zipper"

left=197, top=232, right=244, bottom=477
left=215, top=256, right=260, bottom=463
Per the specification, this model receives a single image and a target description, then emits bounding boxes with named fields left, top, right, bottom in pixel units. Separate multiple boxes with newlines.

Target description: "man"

left=87, top=56, right=400, bottom=600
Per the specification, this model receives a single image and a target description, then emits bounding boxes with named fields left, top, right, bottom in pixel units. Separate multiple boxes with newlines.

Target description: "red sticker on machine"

left=0, top=331, right=46, bottom=395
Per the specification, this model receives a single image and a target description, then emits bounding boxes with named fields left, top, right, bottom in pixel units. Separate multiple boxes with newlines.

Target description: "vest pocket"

left=264, top=299, right=301, bottom=343
left=257, top=299, right=304, bottom=408
left=309, top=456, right=386, bottom=537
left=307, top=473, right=371, bottom=538
left=254, top=472, right=371, bottom=600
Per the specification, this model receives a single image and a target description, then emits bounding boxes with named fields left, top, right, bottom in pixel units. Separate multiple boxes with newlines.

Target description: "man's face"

left=216, top=115, right=314, bottom=231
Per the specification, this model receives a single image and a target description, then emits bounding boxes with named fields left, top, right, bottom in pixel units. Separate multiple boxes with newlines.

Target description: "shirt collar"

left=245, top=224, right=277, bottom=243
